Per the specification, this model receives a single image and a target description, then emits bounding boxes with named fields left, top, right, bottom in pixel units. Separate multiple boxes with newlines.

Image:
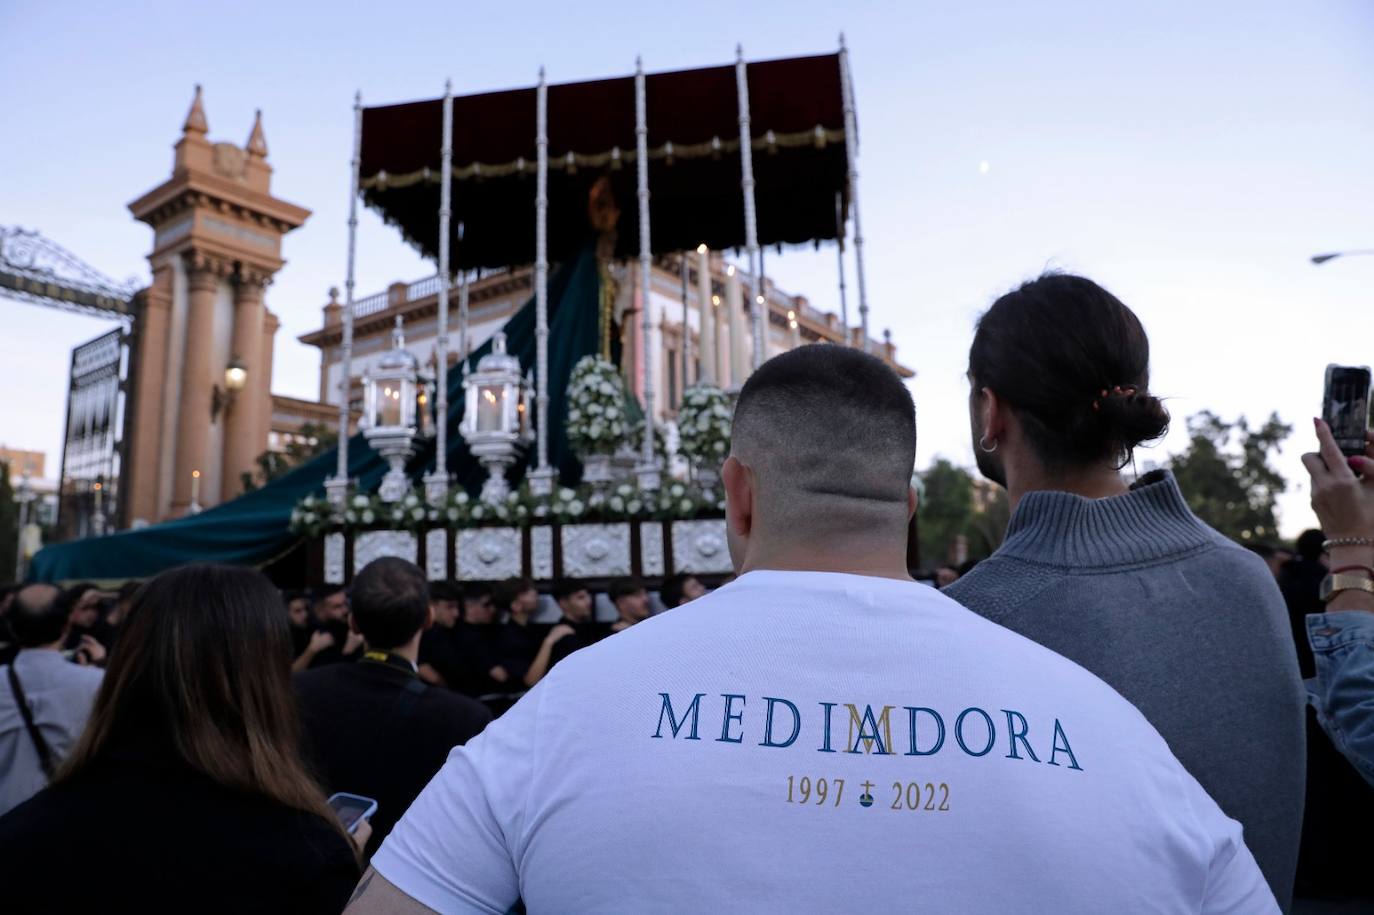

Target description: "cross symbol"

left=861, top=780, right=874, bottom=795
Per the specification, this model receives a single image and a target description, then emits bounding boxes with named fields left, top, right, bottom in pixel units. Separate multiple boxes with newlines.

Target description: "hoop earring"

left=979, top=435, right=998, bottom=454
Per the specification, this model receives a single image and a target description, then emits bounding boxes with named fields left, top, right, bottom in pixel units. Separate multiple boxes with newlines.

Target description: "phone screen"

left=327, top=793, right=377, bottom=834
left=1324, top=365, right=1372, bottom=457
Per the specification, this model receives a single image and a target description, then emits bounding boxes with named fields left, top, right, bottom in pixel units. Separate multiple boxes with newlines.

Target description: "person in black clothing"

left=418, top=582, right=463, bottom=687
left=523, top=579, right=601, bottom=687
left=294, top=585, right=364, bottom=671
left=659, top=573, right=706, bottom=609
left=1278, top=529, right=1326, bottom=679
left=451, top=584, right=512, bottom=699
left=284, top=588, right=316, bottom=659
left=493, top=577, right=546, bottom=685
left=608, top=577, right=650, bottom=633
left=0, top=564, right=360, bottom=914
left=295, top=558, right=491, bottom=860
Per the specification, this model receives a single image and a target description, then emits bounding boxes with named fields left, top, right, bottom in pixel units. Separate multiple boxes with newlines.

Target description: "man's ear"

left=422, top=605, right=435, bottom=632
left=722, top=455, right=753, bottom=538
left=907, top=485, right=918, bottom=521
left=980, top=387, right=1008, bottom=444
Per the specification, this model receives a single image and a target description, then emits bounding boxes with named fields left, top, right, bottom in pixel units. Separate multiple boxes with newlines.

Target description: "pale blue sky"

left=2, top=0, right=1371, bottom=536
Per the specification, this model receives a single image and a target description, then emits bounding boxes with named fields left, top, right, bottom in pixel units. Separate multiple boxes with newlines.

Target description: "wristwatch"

left=1320, top=572, right=1374, bottom=603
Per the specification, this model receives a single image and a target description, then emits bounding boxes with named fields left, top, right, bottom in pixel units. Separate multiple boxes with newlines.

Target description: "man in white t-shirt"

left=349, top=345, right=1277, bottom=914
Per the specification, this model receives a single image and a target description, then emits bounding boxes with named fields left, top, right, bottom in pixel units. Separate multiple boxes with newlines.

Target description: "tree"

left=917, top=459, right=975, bottom=567
left=0, top=461, right=17, bottom=583
left=240, top=423, right=338, bottom=493
left=1169, top=411, right=1292, bottom=543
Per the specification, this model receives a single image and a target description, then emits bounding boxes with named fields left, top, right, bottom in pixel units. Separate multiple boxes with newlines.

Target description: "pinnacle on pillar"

left=183, top=84, right=208, bottom=136
left=246, top=109, right=268, bottom=159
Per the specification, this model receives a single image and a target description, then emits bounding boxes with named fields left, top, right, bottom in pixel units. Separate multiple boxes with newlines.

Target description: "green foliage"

left=1169, top=411, right=1292, bottom=543
left=916, top=459, right=1007, bottom=568
left=0, top=461, right=16, bottom=583
left=242, top=423, right=338, bottom=494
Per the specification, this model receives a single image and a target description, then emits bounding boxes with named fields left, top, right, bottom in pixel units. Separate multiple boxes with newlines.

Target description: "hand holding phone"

left=327, top=792, right=378, bottom=835
left=1323, top=365, right=1372, bottom=458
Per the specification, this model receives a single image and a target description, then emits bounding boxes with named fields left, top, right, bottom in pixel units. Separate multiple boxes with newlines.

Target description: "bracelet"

left=1332, top=565, right=1374, bottom=578
left=1324, top=537, right=1374, bottom=550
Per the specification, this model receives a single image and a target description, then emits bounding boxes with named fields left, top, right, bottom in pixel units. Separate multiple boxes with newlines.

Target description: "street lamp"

left=361, top=316, right=430, bottom=502
left=1311, top=249, right=1374, bottom=266
left=211, top=356, right=248, bottom=419
left=460, top=332, right=534, bottom=504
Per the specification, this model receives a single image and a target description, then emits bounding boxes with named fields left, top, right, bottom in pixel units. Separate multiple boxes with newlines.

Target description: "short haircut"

left=1295, top=529, right=1325, bottom=563
left=608, top=577, right=645, bottom=602
left=658, top=574, right=697, bottom=609
left=732, top=344, right=915, bottom=540
left=493, top=577, right=534, bottom=609
left=460, top=583, right=492, bottom=604
left=428, top=581, right=460, bottom=603
left=9, top=584, right=65, bottom=647
left=349, top=558, right=429, bottom=650
left=312, top=584, right=346, bottom=606
left=551, top=579, right=588, bottom=602
left=969, top=273, right=1170, bottom=469
left=55, top=583, right=98, bottom=620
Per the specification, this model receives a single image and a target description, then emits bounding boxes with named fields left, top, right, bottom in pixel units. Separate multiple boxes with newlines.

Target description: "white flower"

left=670, top=483, right=685, bottom=498
left=534, top=504, right=549, bottom=518
left=609, top=496, right=625, bottom=512
left=352, top=495, right=369, bottom=508
left=446, top=507, right=460, bottom=521
left=569, top=409, right=582, bottom=422
left=344, top=510, right=358, bottom=523
left=411, top=507, right=426, bottom=521
left=695, top=415, right=710, bottom=431
left=586, top=402, right=602, bottom=416
left=589, top=421, right=605, bottom=439
left=362, top=510, right=375, bottom=524
left=471, top=506, right=485, bottom=520
left=627, top=499, right=643, bottom=514
left=598, top=382, right=614, bottom=395
left=559, top=487, right=575, bottom=500
left=507, top=491, right=520, bottom=504
left=455, top=491, right=470, bottom=505
left=617, top=484, right=633, bottom=497
left=569, top=500, right=585, bottom=516
left=515, top=505, right=528, bottom=518
left=713, top=441, right=726, bottom=453
left=404, top=493, right=420, bottom=508
left=680, top=499, right=694, bottom=513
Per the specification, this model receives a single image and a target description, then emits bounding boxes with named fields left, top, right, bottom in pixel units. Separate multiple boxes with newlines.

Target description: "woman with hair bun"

left=945, top=273, right=1305, bottom=912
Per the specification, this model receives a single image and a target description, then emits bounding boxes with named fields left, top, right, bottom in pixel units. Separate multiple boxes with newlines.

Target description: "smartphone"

left=327, top=792, right=378, bottom=834
left=1323, top=365, right=1372, bottom=457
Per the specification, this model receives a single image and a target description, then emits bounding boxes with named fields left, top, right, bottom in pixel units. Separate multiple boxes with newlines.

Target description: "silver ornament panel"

left=561, top=523, right=632, bottom=578
left=671, top=519, right=732, bottom=574
left=456, top=527, right=521, bottom=581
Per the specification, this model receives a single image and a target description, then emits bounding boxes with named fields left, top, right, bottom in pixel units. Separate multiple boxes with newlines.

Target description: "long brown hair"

left=58, top=564, right=347, bottom=845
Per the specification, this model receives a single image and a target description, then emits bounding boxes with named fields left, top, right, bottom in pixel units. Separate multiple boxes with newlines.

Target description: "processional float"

left=303, top=38, right=873, bottom=586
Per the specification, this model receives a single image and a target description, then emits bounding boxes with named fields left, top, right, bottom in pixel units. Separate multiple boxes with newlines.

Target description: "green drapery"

left=29, top=243, right=603, bottom=583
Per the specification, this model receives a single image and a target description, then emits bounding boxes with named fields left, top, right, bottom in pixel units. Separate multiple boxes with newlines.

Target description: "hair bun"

left=1097, top=388, right=1170, bottom=452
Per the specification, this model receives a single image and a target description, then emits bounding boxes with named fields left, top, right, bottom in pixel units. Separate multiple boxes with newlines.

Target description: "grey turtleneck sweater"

left=945, top=470, right=1305, bottom=912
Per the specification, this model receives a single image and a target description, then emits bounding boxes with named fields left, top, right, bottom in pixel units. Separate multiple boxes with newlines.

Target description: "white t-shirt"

left=373, top=570, right=1276, bottom=914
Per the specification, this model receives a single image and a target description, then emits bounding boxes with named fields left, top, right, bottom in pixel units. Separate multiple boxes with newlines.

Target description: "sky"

left=2, top=0, right=1371, bottom=537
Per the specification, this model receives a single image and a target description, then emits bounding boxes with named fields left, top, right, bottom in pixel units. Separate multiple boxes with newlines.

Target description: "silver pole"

left=635, top=57, right=660, bottom=490
left=735, top=45, right=764, bottom=371
left=679, top=253, right=690, bottom=401
left=327, top=91, right=363, bottom=507
left=427, top=80, right=454, bottom=501
left=528, top=67, right=555, bottom=495
left=14, top=472, right=31, bottom=581
left=835, top=191, right=849, bottom=344
left=839, top=35, right=870, bottom=353
left=457, top=223, right=469, bottom=371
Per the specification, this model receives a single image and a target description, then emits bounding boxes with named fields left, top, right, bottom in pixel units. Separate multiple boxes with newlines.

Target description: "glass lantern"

left=361, top=316, right=430, bottom=502
left=460, top=333, right=534, bottom=503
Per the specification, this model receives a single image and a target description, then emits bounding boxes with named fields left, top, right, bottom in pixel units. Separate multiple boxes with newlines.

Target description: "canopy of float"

left=359, top=53, right=851, bottom=269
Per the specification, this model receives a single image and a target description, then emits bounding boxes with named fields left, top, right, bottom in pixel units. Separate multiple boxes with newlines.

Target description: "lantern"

left=460, top=333, right=533, bottom=503
left=361, top=316, right=430, bottom=502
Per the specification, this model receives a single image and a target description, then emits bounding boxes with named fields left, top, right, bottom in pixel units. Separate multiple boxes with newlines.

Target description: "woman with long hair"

left=0, top=564, right=361, bottom=913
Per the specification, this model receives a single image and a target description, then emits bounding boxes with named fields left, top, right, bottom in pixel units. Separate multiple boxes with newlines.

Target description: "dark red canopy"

left=360, top=53, right=851, bottom=270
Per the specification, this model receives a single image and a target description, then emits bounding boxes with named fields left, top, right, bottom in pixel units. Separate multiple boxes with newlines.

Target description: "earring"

left=979, top=435, right=998, bottom=454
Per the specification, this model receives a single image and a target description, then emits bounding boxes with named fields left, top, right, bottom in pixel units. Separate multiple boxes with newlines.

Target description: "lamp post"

left=361, top=317, right=429, bottom=502
left=211, top=356, right=248, bottom=420
left=459, top=333, right=534, bottom=504
left=1312, top=250, right=1374, bottom=265
left=15, top=470, right=34, bottom=580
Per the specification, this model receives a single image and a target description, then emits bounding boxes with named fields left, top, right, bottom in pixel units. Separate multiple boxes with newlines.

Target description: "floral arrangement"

left=677, top=384, right=732, bottom=466
left=339, top=490, right=433, bottom=531
left=565, top=356, right=631, bottom=456
left=288, top=495, right=333, bottom=537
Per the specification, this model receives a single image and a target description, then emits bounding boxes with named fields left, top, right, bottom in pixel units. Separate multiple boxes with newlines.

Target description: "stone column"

left=171, top=254, right=223, bottom=514
left=221, top=272, right=267, bottom=501
left=125, top=264, right=173, bottom=525
left=257, top=309, right=279, bottom=463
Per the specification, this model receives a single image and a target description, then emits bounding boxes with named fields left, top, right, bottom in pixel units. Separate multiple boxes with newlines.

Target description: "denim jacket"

left=1306, top=611, right=1374, bottom=787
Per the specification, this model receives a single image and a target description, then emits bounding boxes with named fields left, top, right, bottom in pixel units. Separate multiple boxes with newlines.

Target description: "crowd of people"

left=0, top=273, right=1370, bottom=913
